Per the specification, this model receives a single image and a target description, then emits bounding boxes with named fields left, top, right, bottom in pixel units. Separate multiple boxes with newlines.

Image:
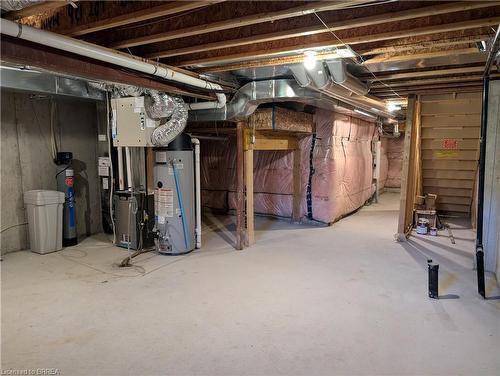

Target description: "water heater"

left=154, top=134, right=195, bottom=255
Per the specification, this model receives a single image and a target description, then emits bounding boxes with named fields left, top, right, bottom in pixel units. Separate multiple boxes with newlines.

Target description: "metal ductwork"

left=0, top=0, right=44, bottom=12
left=188, top=79, right=387, bottom=122
left=325, top=60, right=369, bottom=96
left=289, top=61, right=393, bottom=119
left=0, top=65, right=105, bottom=100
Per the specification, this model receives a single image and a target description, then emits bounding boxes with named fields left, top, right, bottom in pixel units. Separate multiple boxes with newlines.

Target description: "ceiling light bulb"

left=387, top=103, right=401, bottom=112
left=303, top=50, right=318, bottom=70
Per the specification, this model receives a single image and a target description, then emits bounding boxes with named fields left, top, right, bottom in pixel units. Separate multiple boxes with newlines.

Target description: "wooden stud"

left=236, top=121, right=245, bottom=250
left=292, top=147, right=302, bottom=223
left=244, top=139, right=255, bottom=247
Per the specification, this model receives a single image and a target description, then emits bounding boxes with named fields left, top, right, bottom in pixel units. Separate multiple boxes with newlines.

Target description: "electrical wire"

left=106, top=92, right=116, bottom=245
left=312, top=10, right=403, bottom=100
left=0, top=222, right=28, bottom=233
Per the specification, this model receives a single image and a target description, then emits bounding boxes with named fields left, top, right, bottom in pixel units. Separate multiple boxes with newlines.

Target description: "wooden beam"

left=109, top=1, right=364, bottom=49
left=60, top=1, right=221, bottom=37
left=292, top=148, right=302, bottom=223
left=4, top=1, right=76, bottom=20
left=145, top=1, right=498, bottom=59
left=175, top=17, right=500, bottom=67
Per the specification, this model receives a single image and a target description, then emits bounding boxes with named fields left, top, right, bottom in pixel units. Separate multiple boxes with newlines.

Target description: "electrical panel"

left=111, top=96, right=160, bottom=147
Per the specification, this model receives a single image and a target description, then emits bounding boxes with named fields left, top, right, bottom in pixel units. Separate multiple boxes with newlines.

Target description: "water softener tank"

left=154, top=134, right=195, bottom=255
left=55, top=152, right=77, bottom=246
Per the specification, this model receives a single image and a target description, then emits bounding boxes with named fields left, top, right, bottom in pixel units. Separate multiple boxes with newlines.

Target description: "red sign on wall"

left=442, top=139, right=458, bottom=150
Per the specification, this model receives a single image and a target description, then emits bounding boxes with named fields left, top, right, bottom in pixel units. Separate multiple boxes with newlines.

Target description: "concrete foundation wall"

left=1, top=91, right=102, bottom=254
left=484, top=81, right=500, bottom=283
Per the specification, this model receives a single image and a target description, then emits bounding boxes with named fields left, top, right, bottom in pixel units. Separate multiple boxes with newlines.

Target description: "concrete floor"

left=2, top=192, right=499, bottom=375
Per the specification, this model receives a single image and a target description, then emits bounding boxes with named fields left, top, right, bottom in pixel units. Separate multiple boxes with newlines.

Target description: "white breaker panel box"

left=111, top=96, right=160, bottom=147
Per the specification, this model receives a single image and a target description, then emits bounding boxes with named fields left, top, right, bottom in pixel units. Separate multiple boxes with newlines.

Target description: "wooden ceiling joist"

left=145, top=1, right=499, bottom=59
left=370, top=75, right=491, bottom=89
left=3, top=0, right=76, bottom=20
left=60, top=1, right=222, bottom=37
left=359, top=34, right=489, bottom=56
left=363, top=47, right=483, bottom=65
left=109, top=0, right=365, bottom=49
left=364, top=66, right=486, bottom=82
left=174, top=16, right=499, bottom=67
left=198, top=36, right=486, bottom=73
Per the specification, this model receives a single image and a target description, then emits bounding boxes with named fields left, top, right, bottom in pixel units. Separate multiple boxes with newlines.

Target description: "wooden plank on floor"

left=421, top=114, right=481, bottom=128
left=422, top=159, right=478, bottom=170
left=421, top=127, right=480, bottom=139
left=422, top=169, right=476, bottom=180
left=424, top=178, right=474, bottom=189
left=422, top=149, right=479, bottom=160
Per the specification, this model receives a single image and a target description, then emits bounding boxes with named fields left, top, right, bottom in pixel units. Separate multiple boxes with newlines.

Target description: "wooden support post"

left=396, top=95, right=417, bottom=241
left=245, top=142, right=255, bottom=246
left=292, top=146, right=301, bottom=223
left=236, top=121, right=245, bottom=250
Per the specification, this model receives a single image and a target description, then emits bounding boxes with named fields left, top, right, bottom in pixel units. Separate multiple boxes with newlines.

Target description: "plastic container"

left=24, top=190, right=65, bottom=254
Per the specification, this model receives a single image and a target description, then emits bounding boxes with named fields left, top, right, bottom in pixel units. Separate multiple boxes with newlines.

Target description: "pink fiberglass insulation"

left=199, top=109, right=378, bottom=224
left=199, top=137, right=309, bottom=219
left=385, top=136, right=404, bottom=188
left=379, top=138, right=389, bottom=190
left=309, top=110, right=376, bottom=223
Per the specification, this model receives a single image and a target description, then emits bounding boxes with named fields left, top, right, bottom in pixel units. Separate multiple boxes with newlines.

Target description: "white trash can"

left=24, top=190, right=65, bottom=254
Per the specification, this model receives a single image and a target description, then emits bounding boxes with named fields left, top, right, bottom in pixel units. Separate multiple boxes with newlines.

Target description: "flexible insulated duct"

left=0, top=18, right=226, bottom=109
left=150, top=97, right=188, bottom=146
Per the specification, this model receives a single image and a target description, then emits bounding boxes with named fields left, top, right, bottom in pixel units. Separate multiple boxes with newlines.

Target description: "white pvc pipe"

left=117, top=146, right=125, bottom=191
left=125, top=146, right=133, bottom=189
left=192, top=138, right=201, bottom=249
left=0, top=19, right=226, bottom=109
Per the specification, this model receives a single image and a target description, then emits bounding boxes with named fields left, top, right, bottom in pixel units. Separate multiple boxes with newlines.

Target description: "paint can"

left=416, top=218, right=429, bottom=235
left=429, top=227, right=438, bottom=236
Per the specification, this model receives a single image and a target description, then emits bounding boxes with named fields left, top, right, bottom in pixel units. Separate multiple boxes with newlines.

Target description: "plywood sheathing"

left=420, top=92, right=481, bottom=216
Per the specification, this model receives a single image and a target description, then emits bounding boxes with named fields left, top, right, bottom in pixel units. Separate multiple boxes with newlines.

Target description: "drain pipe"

left=0, top=19, right=226, bottom=109
left=476, top=24, right=500, bottom=298
left=117, top=146, right=125, bottom=191
left=191, top=138, right=202, bottom=249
